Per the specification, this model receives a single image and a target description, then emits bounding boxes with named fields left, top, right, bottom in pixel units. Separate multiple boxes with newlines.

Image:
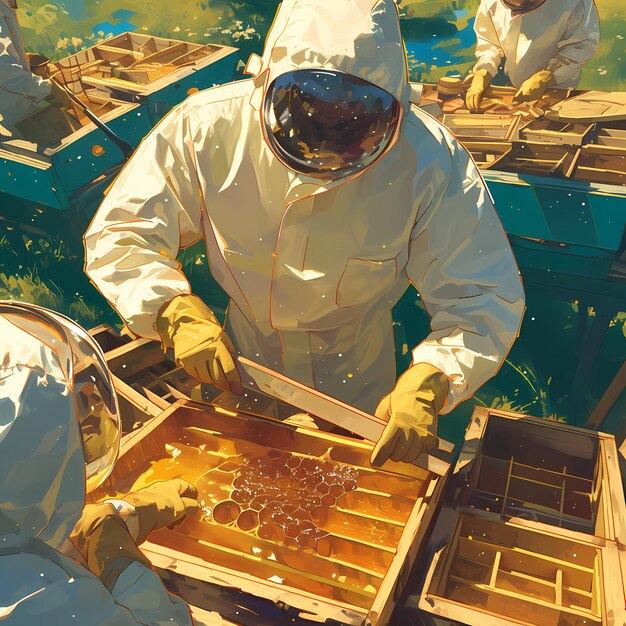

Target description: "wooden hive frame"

left=518, top=119, right=596, bottom=146
left=418, top=407, right=626, bottom=626
left=93, top=401, right=447, bottom=626
left=90, top=325, right=452, bottom=626
left=572, top=144, right=626, bottom=187
left=57, top=32, right=236, bottom=96
left=442, top=113, right=522, bottom=142
left=487, top=141, right=581, bottom=178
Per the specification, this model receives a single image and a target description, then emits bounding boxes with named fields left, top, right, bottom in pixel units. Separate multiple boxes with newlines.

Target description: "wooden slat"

left=96, top=44, right=144, bottom=61
left=489, top=551, right=501, bottom=588
left=104, top=337, right=165, bottom=375
left=555, top=569, right=563, bottom=606
left=111, top=374, right=165, bottom=418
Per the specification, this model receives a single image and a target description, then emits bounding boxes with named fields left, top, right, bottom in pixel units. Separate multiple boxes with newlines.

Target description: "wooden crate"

left=418, top=408, right=626, bottom=626
left=519, top=119, right=595, bottom=146
left=596, top=122, right=626, bottom=149
left=94, top=400, right=447, bottom=626
left=489, top=141, right=580, bottom=178
left=573, top=144, right=626, bottom=187
left=58, top=32, right=237, bottom=97
left=442, top=114, right=522, bottom=142
left=462, top=141, right=512, bottom=168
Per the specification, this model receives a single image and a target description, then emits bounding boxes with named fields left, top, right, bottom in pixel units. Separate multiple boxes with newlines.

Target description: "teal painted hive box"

left=1, top=92, right=152, bottom=213
left=0, top=34, right=240, bottom=229
left=57, top=32, right=240, bottom=125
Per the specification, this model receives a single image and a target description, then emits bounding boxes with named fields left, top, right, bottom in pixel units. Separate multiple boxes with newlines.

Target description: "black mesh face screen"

left=263, top=69, right=401, bottom=178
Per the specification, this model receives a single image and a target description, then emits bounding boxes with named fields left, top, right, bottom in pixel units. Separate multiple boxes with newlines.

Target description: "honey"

left=96, top=404, right=432, bottom=608
left=203, top=452, right=360, bottom=551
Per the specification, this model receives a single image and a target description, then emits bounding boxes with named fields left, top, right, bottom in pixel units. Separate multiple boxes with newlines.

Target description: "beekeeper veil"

left=0, top=302, right=121, bottom=496
left=248, top=0, right=410, bottom=178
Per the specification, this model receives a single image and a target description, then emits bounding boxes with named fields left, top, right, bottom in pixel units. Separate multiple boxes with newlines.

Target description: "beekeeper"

left=466, top=0, right=600, bottom=111
left=85, top=0, right=525, bottom=467
left=0, top=0, right=70, bottom=137
left=0, top=301, right=197, bottom=625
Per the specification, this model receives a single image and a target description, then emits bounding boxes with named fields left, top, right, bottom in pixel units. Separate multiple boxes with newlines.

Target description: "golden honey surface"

left=100, top=406, right=429, bottom=608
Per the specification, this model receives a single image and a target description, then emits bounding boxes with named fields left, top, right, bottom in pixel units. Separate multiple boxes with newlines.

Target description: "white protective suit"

left=0, top=0, right=51, bottom=135
left=473, top=0, right=600, bottom=88
left=0, top=314, right=192, bottom=625
left=85, top=0, right=525, bottom=414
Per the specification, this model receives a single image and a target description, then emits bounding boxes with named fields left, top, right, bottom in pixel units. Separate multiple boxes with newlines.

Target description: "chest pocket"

left=336, top=257, right=398, bottom=309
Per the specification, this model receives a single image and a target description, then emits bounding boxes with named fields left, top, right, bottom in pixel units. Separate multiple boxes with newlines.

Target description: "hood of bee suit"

left=0, top=306, right=85, bottom=551
left=246, top=0, right=411, bottom=111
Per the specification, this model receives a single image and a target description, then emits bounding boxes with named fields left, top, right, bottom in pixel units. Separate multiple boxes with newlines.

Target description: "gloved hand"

left=156, top=294, right=243, bottom=394
left=465, top=69, right=493, bottom=113
left=44, top=81, right=73, bottom=109
left=70, top=502, right=152, bottom=592
left=122, top=479, right=200, bottom=545
left=513, top=69, right=554, bottom=103
left=370, top=363, right=449, bottom=467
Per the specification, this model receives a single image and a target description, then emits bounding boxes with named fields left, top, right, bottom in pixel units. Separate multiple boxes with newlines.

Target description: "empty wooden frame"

left=419, top=407, right=626, bottom=626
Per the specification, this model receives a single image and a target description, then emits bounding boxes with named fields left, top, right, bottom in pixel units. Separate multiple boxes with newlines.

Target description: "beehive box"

left=572, top=144, right=626, bottom=187
left=462, top=141, right=512, bottom=168
left=418, top=407, right=626, bottom=626
left=95, top=400, right=447, bottom=626
left=519, top=119, right=595, bottom=146
left=89, top=326, right=451, bottom=626
left=442, top=114, right=522, bottom=142
left=488, top=141, right=580, bottom=178
left=5, top=92, right=152, bottom=210
left=58, top=32, right=239, bottom=124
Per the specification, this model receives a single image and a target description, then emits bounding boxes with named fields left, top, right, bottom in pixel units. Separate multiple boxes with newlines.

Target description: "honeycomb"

left=204, top=451, right=359, bottom=552
left=100, top=404, right=431, bottom=607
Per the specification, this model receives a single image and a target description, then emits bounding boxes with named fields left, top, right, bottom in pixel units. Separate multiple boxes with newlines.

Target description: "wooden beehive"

left=58, top=32, right=237, bottom=95
left=487, top=141, right=580, bottom=178
left=55, top=32, right=239, bottom=125
left=573, top=144, right=626, bottom=187
left=95, top=401, right=447, bottom=625
left=442, top=114, right=522, bottom=142
left=519, top=119, right=595, bottom=146
left=418, top=407, right=626, bottom=626
left=3, top=93, right=152, bottom=210
left=90, top=326, right=450, bottom=626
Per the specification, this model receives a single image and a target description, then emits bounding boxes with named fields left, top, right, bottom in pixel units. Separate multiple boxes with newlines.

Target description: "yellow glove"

left=70, top=502, right=151, bottom=591
left=122, top=479, right=200, bottom=545
left=156, top=294, right=243, bottom=394
left=465, top=69, right=493, bottom=113
left=370, top=363, right=449, bottom=467
left=513, top=70, right=554, bottom=103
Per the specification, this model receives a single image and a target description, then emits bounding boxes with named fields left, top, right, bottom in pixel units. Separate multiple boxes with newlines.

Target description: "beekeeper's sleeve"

left=84, top=104, right=204, bottom=340
left=547, top=0, right=600, bottom=86
left=472, top=1, right=504, bottom=77
left=407, top=133, right=525, bottom=412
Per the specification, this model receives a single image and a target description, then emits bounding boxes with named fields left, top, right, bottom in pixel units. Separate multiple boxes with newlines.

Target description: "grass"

left=18, top=0, right=625, bottom=92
